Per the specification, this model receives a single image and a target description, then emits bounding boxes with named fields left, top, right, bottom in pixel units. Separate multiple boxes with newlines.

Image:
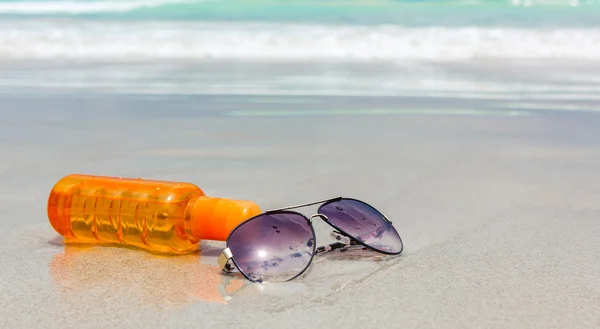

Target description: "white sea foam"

left=1, top=20, right=600, bottom=62
left=0, top=0, right=199, bottom=14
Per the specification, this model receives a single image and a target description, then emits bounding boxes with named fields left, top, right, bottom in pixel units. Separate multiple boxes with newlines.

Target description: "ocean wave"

left=1, top=21, right=600, bottom=61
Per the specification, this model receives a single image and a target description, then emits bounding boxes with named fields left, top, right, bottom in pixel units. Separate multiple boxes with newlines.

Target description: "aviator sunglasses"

left=218, top=197, right=403, bottom=283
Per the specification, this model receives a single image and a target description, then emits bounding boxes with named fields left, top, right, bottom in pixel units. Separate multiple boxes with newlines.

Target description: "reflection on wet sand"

left=49, top=244, right=246, bottom=306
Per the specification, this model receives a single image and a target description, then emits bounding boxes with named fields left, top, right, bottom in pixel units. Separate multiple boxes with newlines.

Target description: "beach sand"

left=1, top=89, right=599, bottom=328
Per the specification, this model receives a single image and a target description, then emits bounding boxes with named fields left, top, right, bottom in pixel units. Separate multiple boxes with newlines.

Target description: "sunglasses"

left=217, top=197, right=403, bottom=283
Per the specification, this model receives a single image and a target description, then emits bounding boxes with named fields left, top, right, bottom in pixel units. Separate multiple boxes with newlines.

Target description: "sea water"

left=0, top=0, right=599, bottom=103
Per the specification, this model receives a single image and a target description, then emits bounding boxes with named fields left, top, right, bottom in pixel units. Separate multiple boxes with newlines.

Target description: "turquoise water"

left=1, top=0, right=600, bottom=62
left=1, top=0, right=600, bottom=25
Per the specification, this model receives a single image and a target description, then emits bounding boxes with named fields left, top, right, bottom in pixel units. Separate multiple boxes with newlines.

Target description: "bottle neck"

left=185, top=195, right=207, bottom=243
left=185, top=195, right=262, bottom=242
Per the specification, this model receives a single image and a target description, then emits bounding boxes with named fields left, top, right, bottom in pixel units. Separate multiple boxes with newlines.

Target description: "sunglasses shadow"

left=314, top=245, right=397, bottom=262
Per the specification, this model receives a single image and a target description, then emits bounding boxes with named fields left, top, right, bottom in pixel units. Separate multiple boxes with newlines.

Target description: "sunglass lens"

left=318, top=199, right=403, bottom=254
left=227, top=212, right=316, bottom=283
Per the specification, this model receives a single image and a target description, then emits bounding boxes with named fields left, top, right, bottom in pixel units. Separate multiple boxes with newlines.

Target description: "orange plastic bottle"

left=47, top=174, right=261, bottom=254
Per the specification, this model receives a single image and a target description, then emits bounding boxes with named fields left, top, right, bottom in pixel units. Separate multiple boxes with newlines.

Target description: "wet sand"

left=1, top=93, right=600, bottom=328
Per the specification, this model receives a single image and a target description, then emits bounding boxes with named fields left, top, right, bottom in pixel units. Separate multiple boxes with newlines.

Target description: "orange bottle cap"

left=188, top=196, right=261, bottom=241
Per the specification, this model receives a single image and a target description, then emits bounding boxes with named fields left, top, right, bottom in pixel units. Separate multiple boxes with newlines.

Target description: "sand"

left=1, top=93, right=599, bottom=328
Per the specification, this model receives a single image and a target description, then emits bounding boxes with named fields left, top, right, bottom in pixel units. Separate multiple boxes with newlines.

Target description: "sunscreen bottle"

left=47, top=174, right=260, bottom=254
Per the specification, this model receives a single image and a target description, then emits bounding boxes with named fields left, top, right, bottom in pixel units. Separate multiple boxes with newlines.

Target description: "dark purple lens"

left=319, top=199, right=402, bottom=254
left=227, top=212, right=316, bottom=283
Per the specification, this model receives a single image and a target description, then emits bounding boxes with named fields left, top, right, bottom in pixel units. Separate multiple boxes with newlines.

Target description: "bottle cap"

left=188, top=196, right=261, bottom=241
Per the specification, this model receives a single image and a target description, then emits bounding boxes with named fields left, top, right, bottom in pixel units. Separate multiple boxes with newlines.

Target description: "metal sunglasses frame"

left=218, top=196, right=404, bottom=283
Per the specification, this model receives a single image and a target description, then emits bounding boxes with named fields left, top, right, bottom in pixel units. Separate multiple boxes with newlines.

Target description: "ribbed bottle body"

left=48, top=174, right=204, bottom=254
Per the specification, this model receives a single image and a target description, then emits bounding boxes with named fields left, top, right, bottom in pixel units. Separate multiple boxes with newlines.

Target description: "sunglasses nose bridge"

left=309, top=213, right=328, bottom=222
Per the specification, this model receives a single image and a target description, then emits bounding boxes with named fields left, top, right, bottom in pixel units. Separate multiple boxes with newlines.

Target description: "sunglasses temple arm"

left=315, top=230, right=362, bottom=254
left=315, top=238, right=364, bottom=255
left=315, top=241, right=349, bottom=254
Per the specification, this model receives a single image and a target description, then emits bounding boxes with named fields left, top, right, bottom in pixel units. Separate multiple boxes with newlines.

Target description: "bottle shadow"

left=48, top=239, right=247, bottom=307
